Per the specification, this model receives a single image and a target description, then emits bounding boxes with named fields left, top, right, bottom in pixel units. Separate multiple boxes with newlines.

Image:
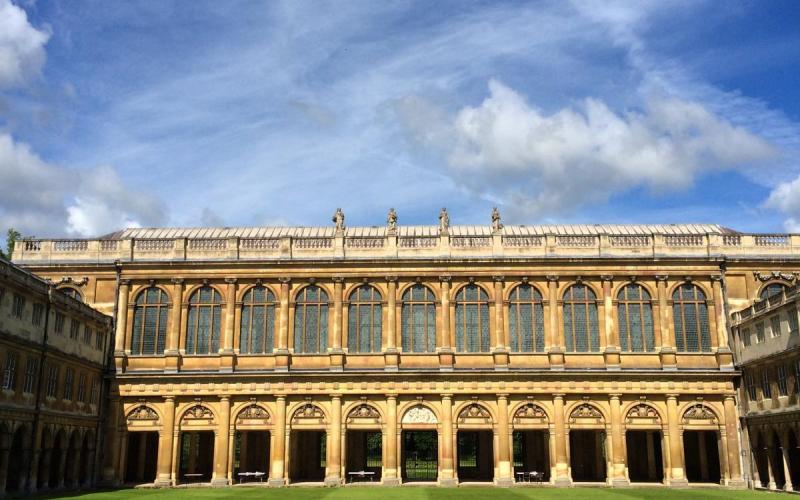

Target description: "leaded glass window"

left=671, top=284, right=711, bottom=352
left=562, top=284, right=600, bottom=352
left=508, top=284, right=544, bottom=352
left=293, top=285, right=328, bottom=354
left=186, top=286, right=222, bottom=355
left=770, top=315, right=782, bottom=338
left=130, top=287, right=170, bottom=355
left=760, top=283, right=788, bottom=300
left=348, top=285, right=382, bottom=353
left=455, top=284, right=490, bottom=353
left=617, top=284, right=655, bottom=352
left=240, top=286, right=276, bottom=354
left=401, top=284, right=436, bottom=353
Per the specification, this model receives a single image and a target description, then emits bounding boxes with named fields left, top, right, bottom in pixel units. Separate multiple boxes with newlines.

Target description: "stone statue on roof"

left=387, top=208, right=398, bottom=234
left=438, top=207, right=450, bottom=235
left=332, top=208, right=345, bottom=232
left=491, top=207, right=503, bottom=233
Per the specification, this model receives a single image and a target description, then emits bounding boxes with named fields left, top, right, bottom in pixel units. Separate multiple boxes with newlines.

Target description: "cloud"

left=0, top=0, right=50, bottom=89
left=0, top=133, right=166, bottom=237
left=765, top=178, right=800, bottom=232
left=399, top=79, right=778, bottom=217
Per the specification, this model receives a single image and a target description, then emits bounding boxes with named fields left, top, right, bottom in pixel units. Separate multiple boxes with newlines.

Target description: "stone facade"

left=9, top=221, right=800, bottom=489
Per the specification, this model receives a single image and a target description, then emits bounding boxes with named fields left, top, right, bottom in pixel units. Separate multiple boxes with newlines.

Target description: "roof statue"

left=491, top=207, right=503, bottom=234
left=332, top=208, right=345, bottom=233
left=387, top=208, right=398, bottom=234
left=438, top=207, right=450, bottom=235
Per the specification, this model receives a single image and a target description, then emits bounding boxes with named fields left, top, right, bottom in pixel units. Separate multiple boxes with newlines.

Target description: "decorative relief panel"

left=181, top=404, right=215, bottom=426
left=402, top=405, right=437, bottom=424
left=457, top=403, right=492, bottom=425
left=127, top=405, right=159, bottom=424
left=236, top=404, right=271, bottom=425
left=625, top=404, right=661, bottom=425
left=291, top=403, right=326, bottom=425
left=346, top=404, right=382, bottom=425
left=512, top=403, right=548, bottom=425
left=682, top=404, right=718, bottom=425
left=568, top=403, right=604, bottom=424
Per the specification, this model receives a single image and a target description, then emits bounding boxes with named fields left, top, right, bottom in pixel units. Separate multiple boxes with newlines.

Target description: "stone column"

left=602, top=276, right=620, bottom=369
left=722, top=396, right=744, bottom=486
left=330, top=278, right=345, bottom=370
left=276, top=278, right=291, bottom=371
left=781, top=431, right=794, bottom=491
left=711, top=276, right=734, bottom=370
left=384, top=394, right=399, bottom=485
left=553, top=394, right=570, bottom=486
left=114, top=280, right=131, bottom=354
left=221, top=279, right=237, bottom=371
left=666, top=395, right=687, bottom=486
left=269, top=396, right=287, bottom=486
left=438, top=277, right=454, bottom=370
left=155, top=396, right=175, bottom=486
left=656, top=276, right=677, bottom=369
left=166, top=278, right=184, bottom=372
left=547, top=276, right=564, bottom=368
left=496, top=394, right=513, bottom=486
left=609, top=394, right=628, bottom=486
left=492, top=277, right=509, bottom=370
left=766, top=443, right=777, bottom=490
left=211, top=396, right=231, bottom=486
left=384, top=277, right=399, bottom=370
left=440, top=394, right=456, bottom=485
left=326, top=395, right=342, bottom=485
left=57, top=438, right=68, bottom=488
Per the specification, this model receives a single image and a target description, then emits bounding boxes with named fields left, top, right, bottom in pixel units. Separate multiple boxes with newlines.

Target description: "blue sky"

left=1, top=0, right=800, bottom=239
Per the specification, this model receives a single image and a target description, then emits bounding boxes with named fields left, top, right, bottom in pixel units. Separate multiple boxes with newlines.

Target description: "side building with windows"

left=731, top=282, right=800, bottom=491
left=0, top=257, right=113, bottom=496
left=12, top=220, right=800, bottom=489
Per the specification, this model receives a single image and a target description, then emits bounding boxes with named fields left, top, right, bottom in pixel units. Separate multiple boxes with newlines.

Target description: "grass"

left=39, top=487, right=786, bottom=500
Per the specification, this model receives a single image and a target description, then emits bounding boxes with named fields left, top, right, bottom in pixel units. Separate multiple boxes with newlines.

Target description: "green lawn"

left=40, top=487, right=784, bottom=500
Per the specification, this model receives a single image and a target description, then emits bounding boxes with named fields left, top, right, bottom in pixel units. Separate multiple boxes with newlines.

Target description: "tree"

left=2, top=228, right=21, bottom=260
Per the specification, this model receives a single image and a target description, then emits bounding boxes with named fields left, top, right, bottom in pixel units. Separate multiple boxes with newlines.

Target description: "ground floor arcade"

left=744, top=413, right=800, bottom=492
left=106, top=389, right=745, bottom=488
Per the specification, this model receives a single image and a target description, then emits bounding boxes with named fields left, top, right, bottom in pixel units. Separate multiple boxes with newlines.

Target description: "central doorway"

left=289, top=431, right=326, bottom=483
left=569, top=430, right=606, bottom=482
left=234, top=431, right=270, bottom=479
left=402, top=431, right=438, bottom=482
left=513, top=430, right=550, bottom=482
left=626, top=430, right=663, bottom=482
left=125, top=432, right=159, bottom=483
left=346, top=431, right=382, bottom=482
left=457, top=430, right=493, bottom=482
left=683, top=431, right=720, bottom=483
left=178, top=431, right=214, bottom=483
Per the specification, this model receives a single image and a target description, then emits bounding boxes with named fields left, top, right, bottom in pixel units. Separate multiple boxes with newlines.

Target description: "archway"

left=289, top=403, right=327, bottom=483
left=624, top=403, right=664, bottom=483
left=36, top=427, right=52, bottom=490
left=455, top=403, right=494, bottom=482
left=345, top=403, right=382, bottom=483
left=788, top=429, right=800, bottom=490
left=511, top=402, right=550, bottom=483
left=234, top=403, right=272, bottom=482
left=178, top=404, right=216, bottom=483
left=401, top=404, right=438, bottom=482
left=48, top=429, right=66, bottom=489
left=753, top=432, right=770, bottom=488
left=5, top=426, right=28, bottom=494
left=681, top=404, right=721, bottom=484
left=125, top=432, right=158, bottom=483
left=78, top=432, right=93, bottom=487
left=567, top=403, right=606, bottom=483
left=771, top=431, right=786, bottom=490
left=64, top=430, right=81, bottom=487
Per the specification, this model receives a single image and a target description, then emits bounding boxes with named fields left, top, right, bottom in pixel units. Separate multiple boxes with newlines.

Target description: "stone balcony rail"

left=14, top=226, right=800, bottom=264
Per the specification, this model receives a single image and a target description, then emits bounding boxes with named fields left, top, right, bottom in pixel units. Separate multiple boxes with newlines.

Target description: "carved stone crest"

left=458, top=404, right=492, bottom=424
left=513, top=403, right=548, bottom=425
left=754, top=271, right=796, bottom=282
left=236, top=404, right=270, bottom=424
left=127, top=405, right=159, bottom=422
left=569, top=403, right=603, bottom=423
left=347, top=404, right=381, bottom=424
left=182, top=404, right=214, bottom=422
left=402, top=405, right=437, bottom=424
left=682, top=404, right=717, bottom=424
left=625, top=404, right=660, bottom=424
left=292, top=403, right=326, bottom=424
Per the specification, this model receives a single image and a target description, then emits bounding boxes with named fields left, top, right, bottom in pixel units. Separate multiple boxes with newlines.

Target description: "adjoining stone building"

left=0, top=257, right=113, bottom=496
left=731, top=280, right=800, bottom=491
left=11, top=213, right=800, bottom=488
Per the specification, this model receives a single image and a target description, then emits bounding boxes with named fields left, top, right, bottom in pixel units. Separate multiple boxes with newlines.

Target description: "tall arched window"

left=508, top=284, right=545, bottom=352
left=401, top=284, right=436, bottom=353
left=185, top=286, right=222, bottom=355
left=348, top=285, right=382, bottom=353
left=293, top=285, right=328, bottom=354
left=672, top=283, right=711, bottom=352
left=563, top=284, right=600, bottom=352
left=760, top=283, right=788, bottom=300
left=130, top=287, right=169, bottom=355
left=617, top=284, right=655, bottom=352
left=455, top=284, right=490, bottom=352
left=240, top=286, right=276, bottom=354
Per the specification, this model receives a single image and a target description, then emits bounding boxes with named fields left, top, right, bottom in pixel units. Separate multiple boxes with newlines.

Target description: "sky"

left=1, top=0, right=800, bottom=241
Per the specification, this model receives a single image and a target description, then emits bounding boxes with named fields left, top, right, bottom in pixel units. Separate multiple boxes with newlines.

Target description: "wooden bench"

left=237, top=471, right=266, bottom=483
left=347, top=471, right=375, bottom=483
left=183, top=473, right=204, bottom=483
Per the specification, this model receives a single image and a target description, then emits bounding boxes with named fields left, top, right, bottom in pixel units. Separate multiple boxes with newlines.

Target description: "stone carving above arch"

left=625, top=404, right=661, bottom=425
left=513, top=403, right=548, bottom=425
left=347, top=404, right=382, bottom=425
left=682, top=404, right=718, bottom=425
left=181, top=404, right=215, bottom=424
left=458, top=403, right=492, bottom=425
left=569, top=403, right=604, bottom=424
left=402, top=405, right=437, bottom=424
left=127, top=405, right=159, bottom=423
left=236, top=404, right=270, bottom=425
left=292, top=403, right=326, bottom=425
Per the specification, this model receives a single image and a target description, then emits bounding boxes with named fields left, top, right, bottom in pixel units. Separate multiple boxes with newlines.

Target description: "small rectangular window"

left=90, top=377, right=100, bottom=405
left=778, top=365, right=788, bottom=396
left=0, top=286, right=5, bottom=304
left=54, top=312, right=65, bottom=334
left=12, top=294, right=25, bottom=319
left=756, top=322, right=766, bottom=343
left=69, top=319, right=80, bottom=340
left=95, top=330, right=103, bottom=350
left=762, top=368, right=772, bottom=399
left=63, top=367, right=74, bottom=400
left=741, top=328, right=751, bottom=347
left=77, top=373, right=86, bottom=403
left=83, top=325, right=92, bottom=345
left=23, top=357, right=38, bottom=394
left=46, top=365, right=59, bottom=398
left=789, top=308, right=800, bottom=335
left=771, top=315, right=782, bottom=338
left=2, top=351, right=18, bottom=390
left=795, top=360, right=800, bottom=395
left=32, top=303, right=44, bottom=326
left=745, top=372, right=757, bottom=402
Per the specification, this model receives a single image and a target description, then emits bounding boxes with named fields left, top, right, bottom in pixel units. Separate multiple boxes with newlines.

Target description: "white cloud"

left=765, top=178, right=800, bottom=232
left=0, top=0, right=50, bottom=89
left=401, top=79, right=778, bottom=217
left=0, top=133, right=165, bottom=237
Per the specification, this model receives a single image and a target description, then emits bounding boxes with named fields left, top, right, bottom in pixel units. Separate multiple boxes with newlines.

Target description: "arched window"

left=59, top=287, right=83, bottom=302
left=760, top=283, right=788, bottom=300
left=185, top=286, right=222, bottom=355
left=240, top=286, right=276, bottom=354
left=455, top=284, right=490, bottom=352
left=563, top=284, right=600, bottom=352
left=348, top=285, right=382, bottom=353
left=401, top=284, right=436, bottom=353
left=672, top=283, right=711, bottom=352
left=293, top=285, right=328, bottom=354
left=617, top=284, right=654, bottom=352
left=508, top=284, right=545, bottom=352
left=130, top=287, right=169, bottom=355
